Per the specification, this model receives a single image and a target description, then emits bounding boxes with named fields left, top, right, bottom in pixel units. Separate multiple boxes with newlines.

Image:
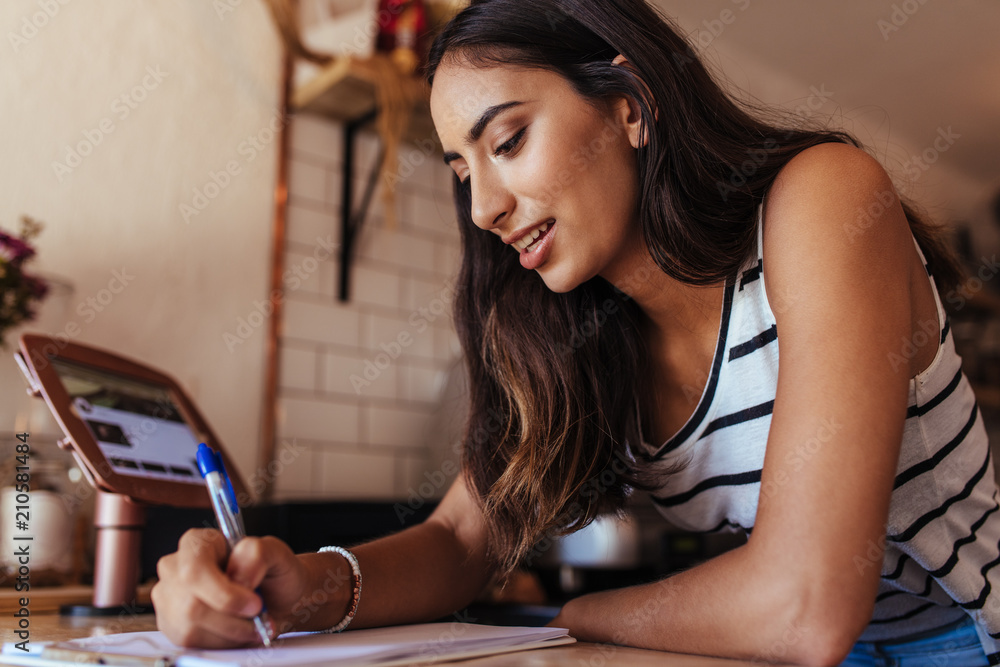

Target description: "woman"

left=152, top=1, right=998, bottom=664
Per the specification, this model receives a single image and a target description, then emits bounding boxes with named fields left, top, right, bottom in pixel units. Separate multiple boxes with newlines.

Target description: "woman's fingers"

left=152, top=528, right=272, bottom=647
left=227, top=536, right=310, bottom=634
left=226, top=535, right=295, bottom=590
left=151, top=578, right=264, bottom=648
left=175, top=529, right=262, bottom=616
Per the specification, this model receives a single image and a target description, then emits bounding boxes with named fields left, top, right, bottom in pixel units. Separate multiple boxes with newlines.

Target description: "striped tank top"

left=640, top=203, right=1000, bottom=660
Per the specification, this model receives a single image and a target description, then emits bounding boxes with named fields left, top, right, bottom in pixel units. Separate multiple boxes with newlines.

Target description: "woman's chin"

left=537, top=266, right=582, bottom=294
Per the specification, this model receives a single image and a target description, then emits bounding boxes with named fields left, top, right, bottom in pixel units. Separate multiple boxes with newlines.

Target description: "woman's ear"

left=611, top=54, right=659, bottom=149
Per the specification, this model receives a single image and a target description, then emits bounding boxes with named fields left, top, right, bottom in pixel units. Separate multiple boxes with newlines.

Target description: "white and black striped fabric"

left=640, top=204, right=1000, bottom=661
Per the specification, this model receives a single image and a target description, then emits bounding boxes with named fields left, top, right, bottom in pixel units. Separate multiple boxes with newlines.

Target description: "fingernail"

left=244, top=595, right=262, bottom=617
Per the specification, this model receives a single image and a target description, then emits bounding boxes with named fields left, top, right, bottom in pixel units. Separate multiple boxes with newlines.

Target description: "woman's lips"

left=519, top=220, right=556, bottom=271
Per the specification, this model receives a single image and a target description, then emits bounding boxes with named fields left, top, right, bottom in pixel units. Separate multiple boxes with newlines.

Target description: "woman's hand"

left=151, top=528, right=317, bottom=648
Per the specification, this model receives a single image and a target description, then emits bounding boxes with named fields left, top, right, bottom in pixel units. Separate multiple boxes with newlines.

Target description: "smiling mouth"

left=513, top=220, right=553, bottom=253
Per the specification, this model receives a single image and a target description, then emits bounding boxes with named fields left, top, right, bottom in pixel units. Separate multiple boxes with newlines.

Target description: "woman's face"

left=430, top=56, right=645, bottom=293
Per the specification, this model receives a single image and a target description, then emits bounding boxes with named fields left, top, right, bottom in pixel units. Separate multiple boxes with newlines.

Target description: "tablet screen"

left=51, top=358, right=204, bottom=485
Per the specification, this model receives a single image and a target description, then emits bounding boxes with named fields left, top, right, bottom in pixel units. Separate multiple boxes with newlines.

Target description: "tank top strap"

left=756, top=197, right=766, bottom=262
left=910, top=234, right=949, bottom=339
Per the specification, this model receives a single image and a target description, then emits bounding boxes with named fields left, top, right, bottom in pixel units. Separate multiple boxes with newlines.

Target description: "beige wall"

left=0, top=1, right=283, bottom=486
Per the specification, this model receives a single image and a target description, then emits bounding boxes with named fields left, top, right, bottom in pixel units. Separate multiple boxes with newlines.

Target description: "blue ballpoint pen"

left=196, top=443, right=274, bottom=646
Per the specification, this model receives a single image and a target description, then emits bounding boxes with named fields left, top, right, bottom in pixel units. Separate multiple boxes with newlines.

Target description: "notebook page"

left=2, top=623, right=572, bottom=667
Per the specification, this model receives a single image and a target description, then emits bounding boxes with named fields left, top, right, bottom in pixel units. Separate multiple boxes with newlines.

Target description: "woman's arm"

left=552, top=143, right=918, bottom=667
left=153, top=472, right=494, bottom=646
left=295, top=471, right=495, bottom=632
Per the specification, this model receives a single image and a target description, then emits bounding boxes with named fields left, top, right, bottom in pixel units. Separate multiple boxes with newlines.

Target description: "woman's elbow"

left=770, top=580, right=872, bottom=666
left=789, top=601, right=870, bottom=666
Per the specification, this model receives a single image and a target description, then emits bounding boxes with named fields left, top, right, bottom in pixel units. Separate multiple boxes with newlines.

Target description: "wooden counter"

left=0, top=610, right=793, bottom=666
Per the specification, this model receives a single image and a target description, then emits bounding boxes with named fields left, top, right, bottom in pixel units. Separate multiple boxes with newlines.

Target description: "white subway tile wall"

left=275, top=112, right=464, bottom=501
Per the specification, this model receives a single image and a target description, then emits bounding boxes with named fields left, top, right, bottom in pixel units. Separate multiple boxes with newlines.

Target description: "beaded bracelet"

left=318, top=546, right=362, bottom=633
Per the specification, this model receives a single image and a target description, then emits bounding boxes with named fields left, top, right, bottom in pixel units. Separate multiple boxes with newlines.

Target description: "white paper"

left=2, top=623, right=573, bottom=667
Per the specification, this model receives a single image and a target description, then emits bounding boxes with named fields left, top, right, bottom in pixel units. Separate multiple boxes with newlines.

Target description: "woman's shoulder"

left=758, top=140, right=913, bottom=318
left=761, top=141, right=905, bottom=257
left=765, top=141, right=892, bottom=223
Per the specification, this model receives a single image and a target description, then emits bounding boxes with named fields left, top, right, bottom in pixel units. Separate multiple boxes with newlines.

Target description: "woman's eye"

left=494, top=128, right=526, bottom=157
left=455, top=128, right=525, bottom=187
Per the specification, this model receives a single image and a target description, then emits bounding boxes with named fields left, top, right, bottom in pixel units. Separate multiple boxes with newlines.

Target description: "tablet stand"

left=61, top=490, right=152, bottom=616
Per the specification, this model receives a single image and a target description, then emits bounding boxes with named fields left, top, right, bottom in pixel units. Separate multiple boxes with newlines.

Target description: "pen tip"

left=254, top=617, right=274, bottom=647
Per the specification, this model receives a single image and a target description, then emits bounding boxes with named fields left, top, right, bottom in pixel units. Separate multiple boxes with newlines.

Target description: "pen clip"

left=216, top=450, right=240, bottom=518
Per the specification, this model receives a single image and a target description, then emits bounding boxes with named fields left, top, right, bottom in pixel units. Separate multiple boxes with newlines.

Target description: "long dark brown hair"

left=425, top=0, right=963, bottom=576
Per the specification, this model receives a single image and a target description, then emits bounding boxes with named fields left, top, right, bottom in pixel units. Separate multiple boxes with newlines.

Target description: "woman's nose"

left=469, top=171, right=511, bottom=232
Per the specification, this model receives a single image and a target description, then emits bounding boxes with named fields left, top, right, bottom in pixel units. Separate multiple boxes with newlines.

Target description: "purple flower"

left=0, top=231, right=36, bottom=264
left=0, top=222, right=47, bottom=345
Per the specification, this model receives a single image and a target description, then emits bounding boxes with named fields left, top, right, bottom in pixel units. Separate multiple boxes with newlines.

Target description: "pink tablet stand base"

left=61, top=490, right=152, bottom=616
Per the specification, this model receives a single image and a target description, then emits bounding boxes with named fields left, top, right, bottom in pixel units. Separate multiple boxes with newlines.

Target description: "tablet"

left=15, top=333, right=247, bottom=508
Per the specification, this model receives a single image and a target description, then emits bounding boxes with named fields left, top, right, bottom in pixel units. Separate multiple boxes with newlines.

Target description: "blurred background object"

left=949, top=185, right=1000, bottom=442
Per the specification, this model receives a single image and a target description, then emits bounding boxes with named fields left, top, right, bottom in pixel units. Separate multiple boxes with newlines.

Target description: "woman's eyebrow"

left=443, top=100, right=524, bottom=165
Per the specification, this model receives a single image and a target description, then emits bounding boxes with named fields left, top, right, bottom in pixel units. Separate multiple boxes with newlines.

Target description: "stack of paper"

left=1, top=622, right=574, bottom=667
